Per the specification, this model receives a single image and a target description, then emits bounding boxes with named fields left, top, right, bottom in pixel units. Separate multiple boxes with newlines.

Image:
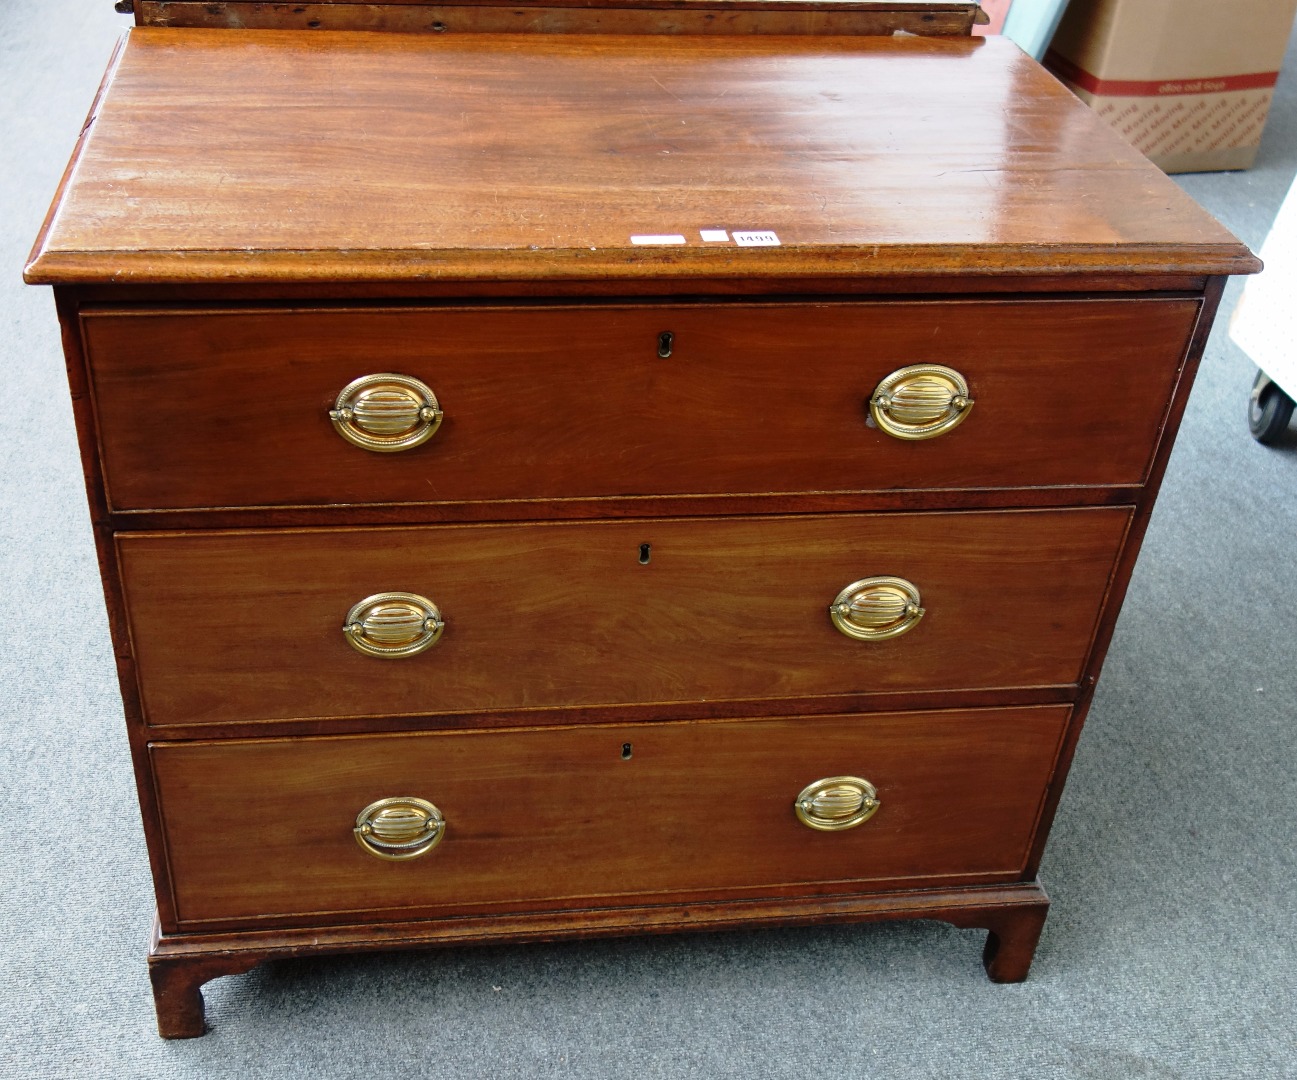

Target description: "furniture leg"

left=147, top=953, right=264, bottom=1039
left=939, top=887, right=1049, bottom=983
left=979, top=904, right=1049, bottom=983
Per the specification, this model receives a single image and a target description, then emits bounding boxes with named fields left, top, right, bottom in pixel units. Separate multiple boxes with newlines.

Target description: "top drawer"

left=82, top=299, right=1198, bottom=512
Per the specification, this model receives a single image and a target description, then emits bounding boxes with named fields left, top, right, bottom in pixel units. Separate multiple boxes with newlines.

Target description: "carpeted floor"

left=2, top=5, right=1294, bottom=1078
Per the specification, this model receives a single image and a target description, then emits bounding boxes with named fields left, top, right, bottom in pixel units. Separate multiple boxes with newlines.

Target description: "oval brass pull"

left=795, top=776, right=880, bottom=831
left=830, top=576, right=925, bottom=641
left=869, top=364, right=973, bottom=441
left=344, top=592, right=445, bottom=658
left=354, top=796, right=446, bottom=860
left=329, top=373, right=443, bottom=452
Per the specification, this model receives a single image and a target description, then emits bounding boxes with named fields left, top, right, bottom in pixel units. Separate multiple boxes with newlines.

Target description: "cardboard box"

left=1045, top=0, right=1297, bottom=173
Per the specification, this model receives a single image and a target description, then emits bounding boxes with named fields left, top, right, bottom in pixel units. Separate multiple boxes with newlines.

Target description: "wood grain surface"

left=117, top=508, right=1129, bottom=727
left=83, top=299, right=1197, bottom=512
left=26, top=30, right=1258, bottom=285
left=133, top=0, right=983, bottom=35
left=150, top=705, right=1069, bottom=927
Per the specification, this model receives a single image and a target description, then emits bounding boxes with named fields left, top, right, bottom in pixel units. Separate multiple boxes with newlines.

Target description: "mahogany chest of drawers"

left=26, top=28, right=1257, bottom=1038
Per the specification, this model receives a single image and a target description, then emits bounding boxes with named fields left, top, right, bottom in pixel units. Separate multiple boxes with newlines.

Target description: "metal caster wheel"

left=1249, top=370, right=1295, bottom=446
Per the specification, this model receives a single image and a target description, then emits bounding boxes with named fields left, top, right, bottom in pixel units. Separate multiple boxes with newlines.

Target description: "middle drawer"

left=118, top=508, right=1129, bottom=729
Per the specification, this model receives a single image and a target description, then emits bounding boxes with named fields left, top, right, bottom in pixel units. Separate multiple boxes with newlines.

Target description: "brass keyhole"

left=657, top=331, right=674, bottom=358
left=639, top=543, right=652, bottom=565
left=621, top=743, right=633, bottom=760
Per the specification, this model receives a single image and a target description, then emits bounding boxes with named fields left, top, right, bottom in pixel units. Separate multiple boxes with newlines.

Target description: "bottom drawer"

left=152, top=706, right=1069, bottom=930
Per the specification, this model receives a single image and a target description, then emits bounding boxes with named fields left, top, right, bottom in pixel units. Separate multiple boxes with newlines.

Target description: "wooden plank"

left=145, top=882, right=1051, bottom=1036
left=116, top=509, right=1130, bottom=727
left=81, top=299, right=1198, bottom=512
left=26, top=31, right=1259, bottom=286
left=150, top=707, right=1069, bottom=926
left=134, top=0, right=982, bottom=34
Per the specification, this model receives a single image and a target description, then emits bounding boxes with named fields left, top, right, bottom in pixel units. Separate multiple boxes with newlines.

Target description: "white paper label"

left=699, top=229, right=730, bottom=242
left=732, top=231, right=781, bottom=247
left=630, top=234, right=687, bottom=245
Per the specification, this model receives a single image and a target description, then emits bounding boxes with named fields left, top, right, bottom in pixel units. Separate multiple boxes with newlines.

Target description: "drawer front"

left=119, top=509, right=1128, bottom=728
left=84, top=300, right=1197, bottom=511
left=152, top=705, right=1069, bottom=928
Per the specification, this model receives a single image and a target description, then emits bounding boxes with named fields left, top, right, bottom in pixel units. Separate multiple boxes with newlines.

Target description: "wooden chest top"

left=26, top=29, right=1257, bottom=286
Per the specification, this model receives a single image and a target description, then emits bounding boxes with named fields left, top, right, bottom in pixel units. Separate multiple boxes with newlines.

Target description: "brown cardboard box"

left=1046, top=0, right=1297, bottom=173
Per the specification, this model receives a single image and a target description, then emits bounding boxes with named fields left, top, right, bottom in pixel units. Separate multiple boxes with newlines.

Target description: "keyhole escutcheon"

left=657, top=331, right=674, bottom=358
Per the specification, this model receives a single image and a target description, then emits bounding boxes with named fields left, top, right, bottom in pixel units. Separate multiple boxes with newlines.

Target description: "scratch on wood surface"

left=650, top=75, right=684, bottom=103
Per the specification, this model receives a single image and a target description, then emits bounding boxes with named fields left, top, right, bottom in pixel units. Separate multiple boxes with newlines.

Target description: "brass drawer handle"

left=329, top=373, right=444, bottom=452
left=830, top=576, right=925, bottom=641
left=869, top=364, right=973, bottom=440
left=344, top=592, right=445, bottom=658
left=355, top=796, right=446, bottom=860
left=795, top=776, right=880, bottom=831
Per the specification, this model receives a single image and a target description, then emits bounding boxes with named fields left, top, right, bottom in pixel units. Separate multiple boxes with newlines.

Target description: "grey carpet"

left=2, top=5, right=1294, bottom=1078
